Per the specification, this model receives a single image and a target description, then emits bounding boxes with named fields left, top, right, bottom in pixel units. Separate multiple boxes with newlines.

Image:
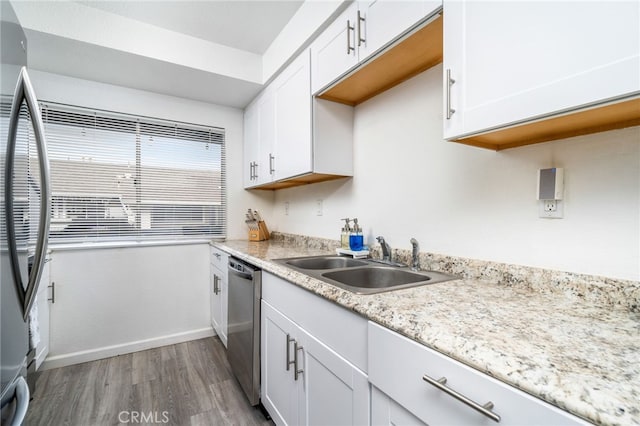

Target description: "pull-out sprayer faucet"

left=410, top=238, right=420, bottom=271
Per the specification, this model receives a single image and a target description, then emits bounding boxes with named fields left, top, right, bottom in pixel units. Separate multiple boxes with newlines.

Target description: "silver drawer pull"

left=294, top=341, right=304, bottom=381
left=422, top=375, right=501, bottom=423
left=286, top=334, right=295, bottom=371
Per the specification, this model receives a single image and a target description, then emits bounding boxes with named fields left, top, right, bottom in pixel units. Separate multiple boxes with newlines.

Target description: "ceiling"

left=11, top=0, right=308, bottom=108
left=75, top=1, right=305, bottom=55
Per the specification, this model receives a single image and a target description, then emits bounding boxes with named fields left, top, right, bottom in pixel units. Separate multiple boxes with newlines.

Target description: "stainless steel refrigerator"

left=1, top=2, right=51, bottom=425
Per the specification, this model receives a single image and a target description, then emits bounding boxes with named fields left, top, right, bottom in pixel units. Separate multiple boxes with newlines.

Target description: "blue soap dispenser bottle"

left=349, top=218, right=364, bottom=251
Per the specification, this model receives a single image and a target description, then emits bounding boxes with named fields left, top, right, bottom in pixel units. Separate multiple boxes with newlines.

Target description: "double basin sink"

left=275, top=255, right=457, bottom=294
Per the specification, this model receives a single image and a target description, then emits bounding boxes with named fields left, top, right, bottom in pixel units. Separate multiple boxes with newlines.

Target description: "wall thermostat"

left=537, top=168, right=564, bottom=200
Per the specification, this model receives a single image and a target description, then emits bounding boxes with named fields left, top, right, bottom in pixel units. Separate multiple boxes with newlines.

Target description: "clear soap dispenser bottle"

left=340, top=218, right=351, bottom=249
left=349, top=218, right=364, bottom=251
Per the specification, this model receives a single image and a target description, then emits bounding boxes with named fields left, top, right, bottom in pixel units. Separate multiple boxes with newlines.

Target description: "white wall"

left=30, top=70, right=274, bottom=239
left=29, top=71, right=275, bottom=366
left=270, top=65, right=640, bottom=281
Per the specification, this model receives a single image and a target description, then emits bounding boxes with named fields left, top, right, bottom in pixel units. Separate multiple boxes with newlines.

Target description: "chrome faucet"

left=376, top=236, right=392, bottom=262
left=410, top=238, right=420, bottom=271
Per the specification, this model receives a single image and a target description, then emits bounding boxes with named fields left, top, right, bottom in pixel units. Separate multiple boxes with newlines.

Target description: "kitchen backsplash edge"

left=269, top=232, right=640, bottom=312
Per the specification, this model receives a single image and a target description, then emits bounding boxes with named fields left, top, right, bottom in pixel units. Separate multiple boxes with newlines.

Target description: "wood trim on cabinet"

left=453, top=97, right=640, bottom=150
left=317, top=15, right=443, bottom=107
left=250, top=173, right=351, bottom=190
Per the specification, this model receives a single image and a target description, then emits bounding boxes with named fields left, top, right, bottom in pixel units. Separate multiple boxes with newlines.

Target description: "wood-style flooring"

left=25, top=337, right=273, bottom=426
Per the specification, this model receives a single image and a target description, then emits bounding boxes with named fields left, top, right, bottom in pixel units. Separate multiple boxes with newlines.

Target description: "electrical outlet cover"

left=539, top=200, right=564, bottom=218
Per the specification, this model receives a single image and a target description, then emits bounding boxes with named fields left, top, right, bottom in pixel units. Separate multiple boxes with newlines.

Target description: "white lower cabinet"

left=261, top=272, right=369, bottom=426
left=301, top=327, right=369, bottom=426
left=35, top=259, right=51, bottom=369
left=210, top=247, right=228, bottom=347
left=368, top=322, right=586, bottom=425
left=262, top=300, right=299, bottom=425
left=262, top=300, right=369, bottom=426
left=371, top=386, right=425, bottom=426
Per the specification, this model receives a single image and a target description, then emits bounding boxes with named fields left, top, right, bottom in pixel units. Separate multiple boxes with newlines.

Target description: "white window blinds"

left=40, top=103, right=226, bottom=243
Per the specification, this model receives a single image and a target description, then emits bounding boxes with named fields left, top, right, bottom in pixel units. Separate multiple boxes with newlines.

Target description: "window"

left=39, top=103, right=226, bottom=243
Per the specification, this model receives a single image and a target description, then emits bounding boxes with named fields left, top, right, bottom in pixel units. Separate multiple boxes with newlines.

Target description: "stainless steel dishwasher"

left=227, top=257, right=262, bottom=406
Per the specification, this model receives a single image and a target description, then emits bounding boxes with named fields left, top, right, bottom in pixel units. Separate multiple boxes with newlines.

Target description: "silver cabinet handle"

left=422, top=375, right=501, bottom=422
left=357, top=10, right=366, bottom=47
left=269, top=153, right=275, bottom=175
left=249, top=162, right=255, bottom=180
left=252, top=162, right=258, bottom=180
left=286, top=334, right=295, bottom=371
left=346, top=19, right=355, bottom=54
left=294, top=341, right=304, bottom=381
left=5, top=67, right=51, bottom=320
left=446, top=68, right=456, bottom=120
left=48, top=282, right=55, bottom=304
left=213, top=274, right=220, bottom=295
left=214, top=252, right=221, bottom=260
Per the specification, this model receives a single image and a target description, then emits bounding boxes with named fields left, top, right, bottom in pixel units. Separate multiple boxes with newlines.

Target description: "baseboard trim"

left=41, top=327, right=215, bottom=370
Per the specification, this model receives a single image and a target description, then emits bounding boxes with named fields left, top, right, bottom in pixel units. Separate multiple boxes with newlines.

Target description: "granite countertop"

left=213, top=239, right=640, bottom=426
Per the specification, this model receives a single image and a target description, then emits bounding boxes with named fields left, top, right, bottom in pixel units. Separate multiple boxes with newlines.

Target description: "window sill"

left=48, top=238, right=222, bottom=252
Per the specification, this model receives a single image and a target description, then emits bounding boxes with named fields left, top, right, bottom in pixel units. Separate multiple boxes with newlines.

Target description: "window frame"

left=39, top=101, right=227, bottom=246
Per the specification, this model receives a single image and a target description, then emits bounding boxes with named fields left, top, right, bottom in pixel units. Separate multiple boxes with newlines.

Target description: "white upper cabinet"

left=243, top=104, right=259, bottom=188
left=358, top=0, right=440, bottom=61
left=258, top=88, right=276, bottom=185
left=244, top=49, right=353, bottom=190
left=244, top=87, right=276, bottom=187
left=312, top=0, right=442, bottom=95
left=273, top=50, right=313, bottom=180
left=443, top=0, right=640, bottom=147
left=311, top=2, right=360, bottom=95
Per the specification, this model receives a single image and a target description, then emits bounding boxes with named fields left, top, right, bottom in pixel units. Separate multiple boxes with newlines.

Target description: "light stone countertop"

left=213, top=239, right=640, bottom=426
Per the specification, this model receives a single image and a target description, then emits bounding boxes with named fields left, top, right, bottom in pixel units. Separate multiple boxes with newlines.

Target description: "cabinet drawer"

left=210, top=246, right=228, bottom=278
left=368, top=322, right=586, bottom=425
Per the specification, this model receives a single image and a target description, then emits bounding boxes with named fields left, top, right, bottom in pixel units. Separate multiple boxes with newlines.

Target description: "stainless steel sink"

left=323, top=267, right=428, bottom=287
left=274, top=255, right=458, bottom=294
left=285, top=256, right=367, bottom=270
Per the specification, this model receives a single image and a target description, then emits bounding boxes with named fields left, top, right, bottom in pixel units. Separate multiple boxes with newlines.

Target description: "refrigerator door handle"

left=8, top=376, right=30, bottom=426
left=4, top=66, right=51, bottom=320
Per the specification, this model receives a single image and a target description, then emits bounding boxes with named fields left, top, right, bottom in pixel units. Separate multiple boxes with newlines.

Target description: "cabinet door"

left=357, top=0, right=438, bottom=62
left=261, top=301, right=300, bottom=426
left=274, top=50, right=312, bottom=180
left=210, top=267, right=223, bottom=342
left=311, top=2, right=359, bottom=94
left=243, top=103, right=259, bottom=188
left=444, top=0, right=640, bottom=139
left=257, top=88, right=276, bottom=185
left=35, top=261, right=51, bottom=369
left=371, top=387, right=425, bottom=426
left=299, top=327, right=369, bottom=426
